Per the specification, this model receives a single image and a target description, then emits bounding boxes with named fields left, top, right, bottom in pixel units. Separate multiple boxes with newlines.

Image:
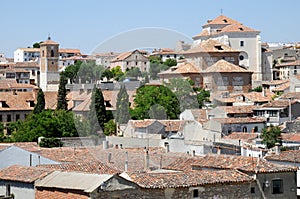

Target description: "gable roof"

left=203, top=15, right=242, bottom=27
left=216, top=105, right=255, bottom=115
left=202, top=59, right=252, bottom=73
left=212, top=117, right=265, bottom=124
left=192, top=154, right=297, bottom=173
left=38, top=160, right=120, bottom=175
left=223, top=132, right=259, bottom=142
left=111, top=50, right=148, bottom=62
left=158, top=62, right=201, bottom=76
left=125, top=169, right=253, bottom=189
left=185, top=39, right=239, bottom=54
left=0, top=165, right=53, bottom=183
left=220, top=24, right=259, bottom=33
left=265, top=150, right=300, bottom=163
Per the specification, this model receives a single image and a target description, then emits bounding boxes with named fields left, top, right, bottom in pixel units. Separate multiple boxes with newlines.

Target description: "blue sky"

left=1, top=0, right=300, bottom=56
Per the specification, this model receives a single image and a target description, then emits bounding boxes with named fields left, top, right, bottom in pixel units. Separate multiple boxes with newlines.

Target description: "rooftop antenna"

left=221, top=9, right=223, bottom=15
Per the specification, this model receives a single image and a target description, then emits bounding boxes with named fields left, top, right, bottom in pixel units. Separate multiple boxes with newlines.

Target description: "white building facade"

left=192, top=15, right=262, bottom=85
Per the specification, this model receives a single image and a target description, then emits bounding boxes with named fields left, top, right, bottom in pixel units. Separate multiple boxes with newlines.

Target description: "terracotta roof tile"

left=165, top=154, right=297, bottom=173
left=216, top=105, right=255, bottom=114
left=193, top=154, right=297, bottom=173
left=243, top=91, right=274, bottom=103
left=212, top=117, right=265, bottom=124
left=281, top=133, right=300, bottom=142
left=185, top=39, right=239, bottom=54
left=220, top=24, right=259, bottom=33
left=158, top=120, right=187, bottom=132
left=111, top=52, right=133, bottom=62
left=260, top=99, right=295, bottom=108
left=127, top=169, right=253, bottom=189
left=265, top=150, right=300, bottom=163
left=59, top=48, right=81, bottom=54
left=223, top=132, right=259, bottom=142
left=129, top=119, right=157, bottom=128
left=203, top=15, right=242, bottom=26
left=202, top=59, right=251, bottom=73
left=38, top=160, right=120, bottom=175
left=0, top=165, right=53, bottom=183
left=40, top=39, right=59, bottom=46
left=272, top=82, right=290, bottom=92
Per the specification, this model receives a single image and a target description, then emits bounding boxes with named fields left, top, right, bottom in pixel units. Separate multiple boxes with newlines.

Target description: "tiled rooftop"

left=202, top=59, right=251, bottom=73
left=0, top=165, right=53, bottom=183
left=39, top=160, right=121, bottom=175
left=265, top=150, right=300, bottom=163
left=126, top=169, right=253, bottom=189
left=165, top=154, right=297, bottom=173
left=212, top=117, right=265, bottom=124
left=223, top=132, right=259, bottom=142
left=185, top=39, right=239, bottom=54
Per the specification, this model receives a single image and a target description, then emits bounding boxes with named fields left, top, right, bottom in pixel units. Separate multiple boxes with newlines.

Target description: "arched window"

left=42, top=50, right=44, bottom=57
left=51, top=49, right=54, bottom=57
left=242, top=126, right=247, bottom=132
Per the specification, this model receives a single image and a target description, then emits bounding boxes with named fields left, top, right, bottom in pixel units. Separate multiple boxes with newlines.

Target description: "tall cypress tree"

left=33, top=88, right=45, bottom=114
left=115, top=85, right=130, bottom=124
left=88, top=86, right=106, bottom=134
left=56, top=74, right=68, bottom=110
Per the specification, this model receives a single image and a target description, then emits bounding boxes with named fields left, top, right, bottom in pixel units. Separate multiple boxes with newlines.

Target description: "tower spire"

left=221, top=8, right=223, bottom=15
left=48, top=33, right=51, bottom=40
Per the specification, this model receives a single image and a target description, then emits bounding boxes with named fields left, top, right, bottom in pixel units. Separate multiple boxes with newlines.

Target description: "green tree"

left=111, top=66, right=124, bottom=81
left=166, top=78, right=198, bottom=111
left=125, top=67, right=141, bottom=79
left=88, top=86, right=107, bottom=134
left=93, top=64, right=105, bottom=81
left=39, top=137, right=63, bottom=148
left=163, top=58, right=177, bottom=67
left=12, top=110, right=79, bottom=142
left=149, top=55, right=163, bottom=64
left=261, top=125, right=282, bottom=149
left=115, top=85, right=130, bottom=124
left=63, top=61, right=82, bottom=83
left=102, top=69, right=113, bottom=80
left=253, top=85, right=262, bottom=92
left=33, top=41, right=43, bottom=48
left=33, top=88, right=45, bottom=114
left=104, top=119, right=116, bottom=136
left=56, top=74, right=68, bottom=110
left=77, top=61, right=94, bottom=83
left=149, top=62, right=169, bottom=79
left=130, top=85, right=180, bottom=120
left=195, top=88, right=210, bottom=108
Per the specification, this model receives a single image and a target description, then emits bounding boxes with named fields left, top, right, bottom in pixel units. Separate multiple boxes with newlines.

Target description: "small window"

left=251, top=187, right=255, bottom=193
left=254, top=126, right=258, bottom=132
left=32, top=70, right=35, bottom=76
left=272, top=179, right=283, bottom=194
left=240, top=41, right=244, bottom=47
left=51, top=49, right=54, bottom=57
left=193, top=189, right=199, bottom=198
left=7, top=115, right=11, bottom=122
left=42, top=50, right=45, bottom=57
left=52, top=61, right=54, bottom=65
left=239, top=55, right=244, bottom=61
left=136, top=62, right=138, bottom=65
left=0, top=115, right=2, bottom=122
left=16, top=114, right=20, bottom=121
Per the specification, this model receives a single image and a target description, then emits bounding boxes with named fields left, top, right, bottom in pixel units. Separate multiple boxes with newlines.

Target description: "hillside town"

left=1, top=14, right=300, bottom=199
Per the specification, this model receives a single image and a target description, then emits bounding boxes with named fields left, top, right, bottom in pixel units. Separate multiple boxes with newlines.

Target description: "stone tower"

left=39, top=36, right=60, bottom=91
